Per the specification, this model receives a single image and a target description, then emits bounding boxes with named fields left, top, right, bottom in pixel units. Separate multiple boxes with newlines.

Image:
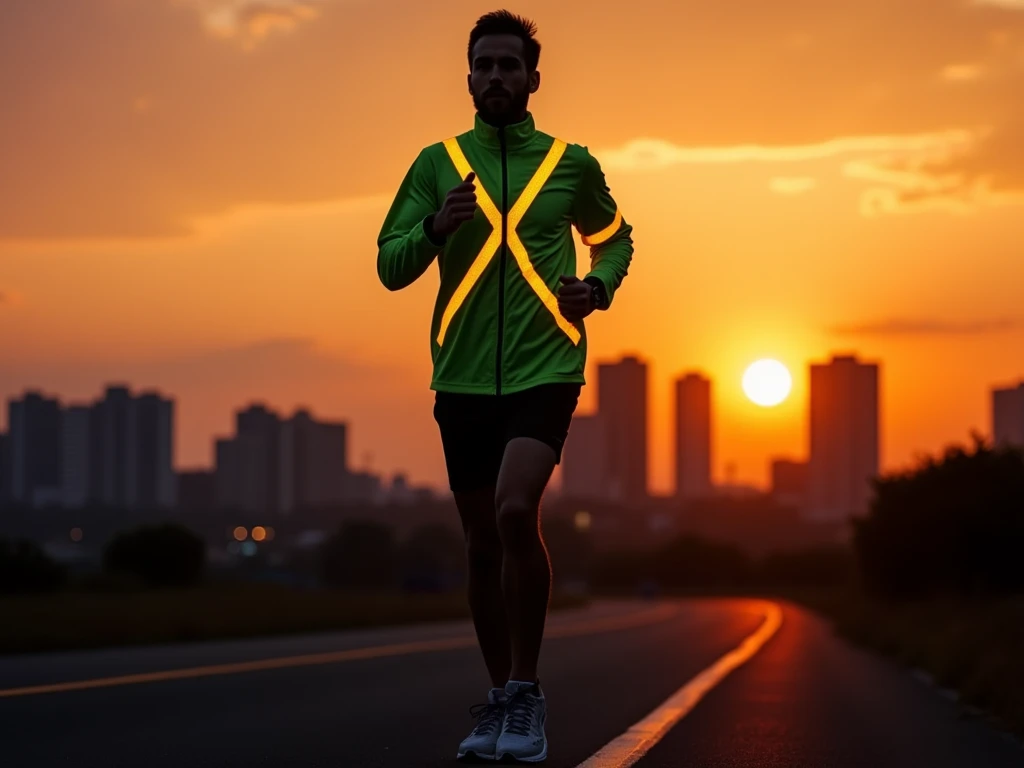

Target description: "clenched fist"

left=557, top=275, right=595, bottom=322
left=431, top=173, right=477, bottom=239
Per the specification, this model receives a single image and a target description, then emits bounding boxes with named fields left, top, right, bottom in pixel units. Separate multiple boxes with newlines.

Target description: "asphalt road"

left=1, top=598, right=1021, bottom=767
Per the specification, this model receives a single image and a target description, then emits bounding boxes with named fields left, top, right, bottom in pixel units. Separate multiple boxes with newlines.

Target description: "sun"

left=742, top=359, right=792, bottom=407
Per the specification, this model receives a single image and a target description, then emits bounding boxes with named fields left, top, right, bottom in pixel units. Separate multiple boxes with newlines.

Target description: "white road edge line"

left=574, top=600, right=784, bottom=768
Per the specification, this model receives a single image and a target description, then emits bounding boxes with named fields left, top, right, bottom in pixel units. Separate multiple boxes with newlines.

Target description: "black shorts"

left=433, top=383, right=582, bottom=493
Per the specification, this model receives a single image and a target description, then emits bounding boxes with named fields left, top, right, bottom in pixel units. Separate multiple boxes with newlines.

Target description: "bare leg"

left=454, top=487, right=511, bottom=689
left=495, top=437, right=557, bottom=684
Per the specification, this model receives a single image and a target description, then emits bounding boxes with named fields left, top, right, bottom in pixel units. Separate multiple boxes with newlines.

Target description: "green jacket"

left=377, top=112, right=633, bottom=395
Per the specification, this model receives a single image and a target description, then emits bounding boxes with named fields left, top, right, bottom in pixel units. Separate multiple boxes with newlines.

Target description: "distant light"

left=70, top=527, right=83, bottom=542
left=251, top=526, right=267, bottom=542
left=265, top=527, right=276, bottom=541
left=233, top=526, right=248, bottom=542
left=574, top=511, right=592, bottom=531
left=241, top=541, right=258, bottom=557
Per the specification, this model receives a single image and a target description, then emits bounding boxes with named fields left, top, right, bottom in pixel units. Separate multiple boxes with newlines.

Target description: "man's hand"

left=431, top=173, right=477, bottom=238
left=557, top=275, right=595, bottom=322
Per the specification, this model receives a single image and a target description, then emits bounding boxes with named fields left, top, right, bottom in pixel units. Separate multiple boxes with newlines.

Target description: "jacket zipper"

left=496, top=126, right=508, bottom=396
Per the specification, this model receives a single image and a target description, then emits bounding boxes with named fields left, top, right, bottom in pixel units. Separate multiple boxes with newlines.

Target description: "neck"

left=478, top=110, right=527, bottom=128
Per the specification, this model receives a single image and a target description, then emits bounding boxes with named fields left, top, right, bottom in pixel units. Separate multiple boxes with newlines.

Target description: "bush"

left=654, top=534, right=752, bottom=588
left=591, top=534, right=752, bottom=592
left=103, top=523, right=206, bottom=588
left=0, top=538, right=67, bottom=594
left=854, top=436, right=1024, bottom=599
left=757, top=545, right=856, bottom=588
left=320, top=520, right=397, bottom=588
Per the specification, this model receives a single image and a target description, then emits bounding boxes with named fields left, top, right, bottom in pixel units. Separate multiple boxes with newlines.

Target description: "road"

left=1, top=598, right=1021, bottom=767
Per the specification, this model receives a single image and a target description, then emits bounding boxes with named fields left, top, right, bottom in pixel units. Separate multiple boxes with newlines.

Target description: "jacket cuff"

left=583, top=274, right=612, bottom=310
left=421, top=215, right=447, bottom=248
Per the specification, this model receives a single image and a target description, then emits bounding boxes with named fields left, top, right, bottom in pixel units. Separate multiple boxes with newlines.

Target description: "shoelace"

left=468, top=700, right=504, bottom=736
left=502, top=691, right=538, bottom=736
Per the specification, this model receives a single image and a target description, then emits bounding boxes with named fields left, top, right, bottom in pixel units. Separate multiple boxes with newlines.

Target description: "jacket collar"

left=472, top=111, right=537, bottom=151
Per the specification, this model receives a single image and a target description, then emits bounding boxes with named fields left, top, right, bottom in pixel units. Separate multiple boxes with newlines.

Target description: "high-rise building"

left=279, top=409, right=348, bottom=513
left=9, top=391, right=63, bottom=507
left=992, top=382, right=1024, bottom=448
left=125, top=392, right=176, bottom=510
left=771, top=458, right=809, bottom=509
left=597, top=356, right=648, bottom=502
left=560, top=414, right=607, bottom=500
left=97, top=385, right=132, bottom=507
left=215, top=404, right=283, bottom=515
left=82, top=386, right=177, bottom=510
left=62, top=405, right=97, bottom=509
left=674, top=372, right=712, bottom=501
left=807, top=354, right=880, bottom=522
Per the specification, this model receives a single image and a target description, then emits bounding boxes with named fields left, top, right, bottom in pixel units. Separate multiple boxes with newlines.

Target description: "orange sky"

left=2, top=0, right=1024, bottom=494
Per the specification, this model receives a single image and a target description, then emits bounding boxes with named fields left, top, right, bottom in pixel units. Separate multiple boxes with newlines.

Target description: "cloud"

left=181, top=0, right=323, bottom=47
left=770, top=176, right=817, bottom=195
left=596, top=130, right=978, bottom=172
left=972, top=0, right=1024, bottom=9
left=830, top=318, right=1022, bottom=336
left=847, top=123, right=1024, bottom=215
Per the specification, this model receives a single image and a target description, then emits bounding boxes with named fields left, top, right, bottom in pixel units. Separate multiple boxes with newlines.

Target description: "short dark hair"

left=468, top=10, right=541, bottom=72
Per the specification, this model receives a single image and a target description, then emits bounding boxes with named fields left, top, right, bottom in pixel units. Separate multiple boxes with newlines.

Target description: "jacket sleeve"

left=572, top=149, right=634, bottom=308
left=376, top=148, right=444, bottom=291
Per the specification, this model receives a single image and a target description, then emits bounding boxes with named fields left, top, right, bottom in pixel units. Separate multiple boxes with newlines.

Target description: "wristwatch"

left=583, top=276, right=609, bottom=310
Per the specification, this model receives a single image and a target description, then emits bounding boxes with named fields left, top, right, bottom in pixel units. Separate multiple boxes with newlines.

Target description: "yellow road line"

left=574, top=601, right=784, bottom=768
left=0, top=603, right=678, bottom=699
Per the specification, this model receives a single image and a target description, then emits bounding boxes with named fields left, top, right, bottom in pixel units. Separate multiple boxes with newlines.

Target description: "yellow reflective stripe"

left=581, top=208, right=623, bottom=246
left=437, top=136, right=581, bottom=347
left=507, top=139, right=581, bottom=345
left=437, top=139, right=501, bottom=345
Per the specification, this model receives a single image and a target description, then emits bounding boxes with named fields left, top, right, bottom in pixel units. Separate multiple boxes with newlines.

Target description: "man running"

left=376, top=9, right=633, bottom=763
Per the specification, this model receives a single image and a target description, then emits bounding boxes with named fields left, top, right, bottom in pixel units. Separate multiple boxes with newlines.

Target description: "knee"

left=496, top=496, right=539, bottom=551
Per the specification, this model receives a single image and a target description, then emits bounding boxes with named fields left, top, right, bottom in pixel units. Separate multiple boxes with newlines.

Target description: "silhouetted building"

left=279, top=409, right=348, bottom=513
left=598, top=356, right=648, bottom=503
left=9, top=391, right=63, bottom=507
left=561, top=414, right=607, bottom=500
left=97, top=385, right=133, bottom=507
left=62, top=405, right=100, bottom=509
left=993, top=382, right=1024, bottom=448
left=79, top=386, right=177, bottom=510
left=674, top=372, right=712, bottom=501
left=807, top=354, right=880, bottom=522
left=177, top=470, right=217, bottom=512
left=214, top=404, right=281, bottom=515
left=771, top=458, right=809, bottom=509
left=344, top=471, right=382, bottom=504
left=125, top=392, right=176, bottom=509
left=0, top=432, right=10, bottom=506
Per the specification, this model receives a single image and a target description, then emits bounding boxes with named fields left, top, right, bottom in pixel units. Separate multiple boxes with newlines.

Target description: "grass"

left=0, top=584, right=589, bottom=656
left=787, top=587, right=1024, bottom=738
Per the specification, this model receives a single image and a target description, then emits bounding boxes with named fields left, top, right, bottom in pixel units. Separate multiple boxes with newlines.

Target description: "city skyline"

left=3, top=360, right=1022, bottom=500
left=0, top=383, right=423, bottom=512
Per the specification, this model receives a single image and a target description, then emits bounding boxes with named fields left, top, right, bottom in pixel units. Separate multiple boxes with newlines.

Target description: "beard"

left=472, top=87, right=530, bottom=127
